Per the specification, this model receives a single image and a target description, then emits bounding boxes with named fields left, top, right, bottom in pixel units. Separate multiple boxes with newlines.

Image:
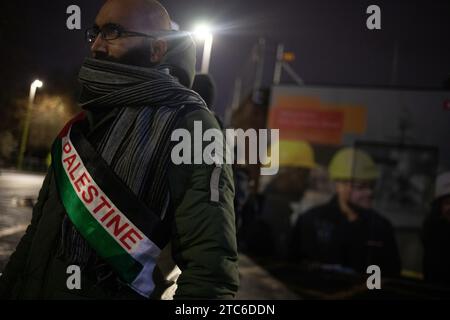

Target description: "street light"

left=17, top=79, right=44, bottom=170
left=32, top=80, right=43, bottom=89
left=193, top=23, right=214, bottom=74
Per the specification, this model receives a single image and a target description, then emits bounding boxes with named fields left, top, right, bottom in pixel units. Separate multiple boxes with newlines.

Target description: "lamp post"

left=17, top=79, right=43, bottom=170
left=193, top=24, right=214, bottom=74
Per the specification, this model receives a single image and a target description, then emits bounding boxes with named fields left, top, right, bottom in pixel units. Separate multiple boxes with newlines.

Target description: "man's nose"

left=90, top=34, right=108, bottom=56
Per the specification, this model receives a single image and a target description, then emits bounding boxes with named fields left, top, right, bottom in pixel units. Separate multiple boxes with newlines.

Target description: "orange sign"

left=268, top=95, right=367, bottom=145
left=269, top=107, right=344, bottom=145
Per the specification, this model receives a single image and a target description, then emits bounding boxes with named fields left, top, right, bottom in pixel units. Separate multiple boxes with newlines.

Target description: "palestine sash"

left=51, top=112, right=170, bottom=298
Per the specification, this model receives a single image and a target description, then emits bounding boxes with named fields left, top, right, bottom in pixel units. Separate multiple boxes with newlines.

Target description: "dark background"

left=1, top=0, right=449, bottom=118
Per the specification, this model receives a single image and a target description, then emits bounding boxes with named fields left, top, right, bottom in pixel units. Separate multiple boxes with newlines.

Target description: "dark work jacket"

left=422, top=210, right=450, bottom=287
left=238, top=192, right=294, bottom=259
left=289, top=197, right=401, bottom=277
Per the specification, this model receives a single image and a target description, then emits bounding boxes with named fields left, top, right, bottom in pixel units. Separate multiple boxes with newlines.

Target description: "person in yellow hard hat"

left=289, top=147, right=401, bottom=277
left=422, top=171, right=450, bottom=287
left=261, top=140, right=316, bottom=199
left=328, top=147, right=379, bottom=214
left=241, top=139, right=316, bottom=259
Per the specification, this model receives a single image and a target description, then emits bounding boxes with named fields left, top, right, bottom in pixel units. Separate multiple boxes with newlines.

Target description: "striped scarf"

left=59, top=58, right=206, bottom=272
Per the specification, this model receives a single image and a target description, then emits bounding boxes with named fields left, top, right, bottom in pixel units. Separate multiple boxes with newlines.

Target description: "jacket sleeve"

left=0, top=169, right=52, bottom=298
left=168, top=108, right=239, bottom=299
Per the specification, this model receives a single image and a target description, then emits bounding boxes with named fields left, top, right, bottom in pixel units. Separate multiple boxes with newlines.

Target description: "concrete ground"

left=236, top=254, right=300, bottom=299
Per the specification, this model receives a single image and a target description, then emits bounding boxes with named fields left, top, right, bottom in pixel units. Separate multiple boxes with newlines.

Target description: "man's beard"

left=94, top=42, right=158, bottom=68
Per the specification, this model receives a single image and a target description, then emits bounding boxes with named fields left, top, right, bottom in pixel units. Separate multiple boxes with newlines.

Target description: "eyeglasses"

left=86, top=23, right=159, bottom=43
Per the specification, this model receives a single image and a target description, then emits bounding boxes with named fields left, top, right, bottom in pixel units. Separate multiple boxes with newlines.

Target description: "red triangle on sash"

left=58, top=111, right=87, bottom=138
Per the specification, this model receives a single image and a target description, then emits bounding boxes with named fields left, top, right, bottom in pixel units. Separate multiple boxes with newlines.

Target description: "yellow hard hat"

left=266, top=140, right=316, bottom=169
left=328, top=147, right=379, bottom=181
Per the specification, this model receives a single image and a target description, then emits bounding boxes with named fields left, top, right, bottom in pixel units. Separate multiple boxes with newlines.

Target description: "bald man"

left=0, top=0, right=239, bottom=300
left=90, top=0, right=171, bottom=66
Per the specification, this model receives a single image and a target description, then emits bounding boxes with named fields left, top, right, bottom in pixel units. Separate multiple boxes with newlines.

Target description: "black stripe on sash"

left=68, top=122, right=171, bottom=249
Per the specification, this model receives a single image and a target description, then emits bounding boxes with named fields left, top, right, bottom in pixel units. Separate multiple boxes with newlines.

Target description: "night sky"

left=1, top=0, right=449, bottom=118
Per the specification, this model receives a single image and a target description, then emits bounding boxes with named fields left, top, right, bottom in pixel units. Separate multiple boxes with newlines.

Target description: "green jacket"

left=0, top=107, right=239, bottom=299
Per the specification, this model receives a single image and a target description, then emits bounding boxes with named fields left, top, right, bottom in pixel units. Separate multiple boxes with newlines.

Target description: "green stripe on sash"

left=53, top=138, right=143, bottom=284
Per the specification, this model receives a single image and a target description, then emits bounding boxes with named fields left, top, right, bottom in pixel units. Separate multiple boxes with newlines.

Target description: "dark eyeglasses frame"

left=85, top=23, right=166, bottom=43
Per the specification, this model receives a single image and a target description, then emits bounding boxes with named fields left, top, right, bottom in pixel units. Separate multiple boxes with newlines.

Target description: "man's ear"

left=150, top=39, right=168, bottom=64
